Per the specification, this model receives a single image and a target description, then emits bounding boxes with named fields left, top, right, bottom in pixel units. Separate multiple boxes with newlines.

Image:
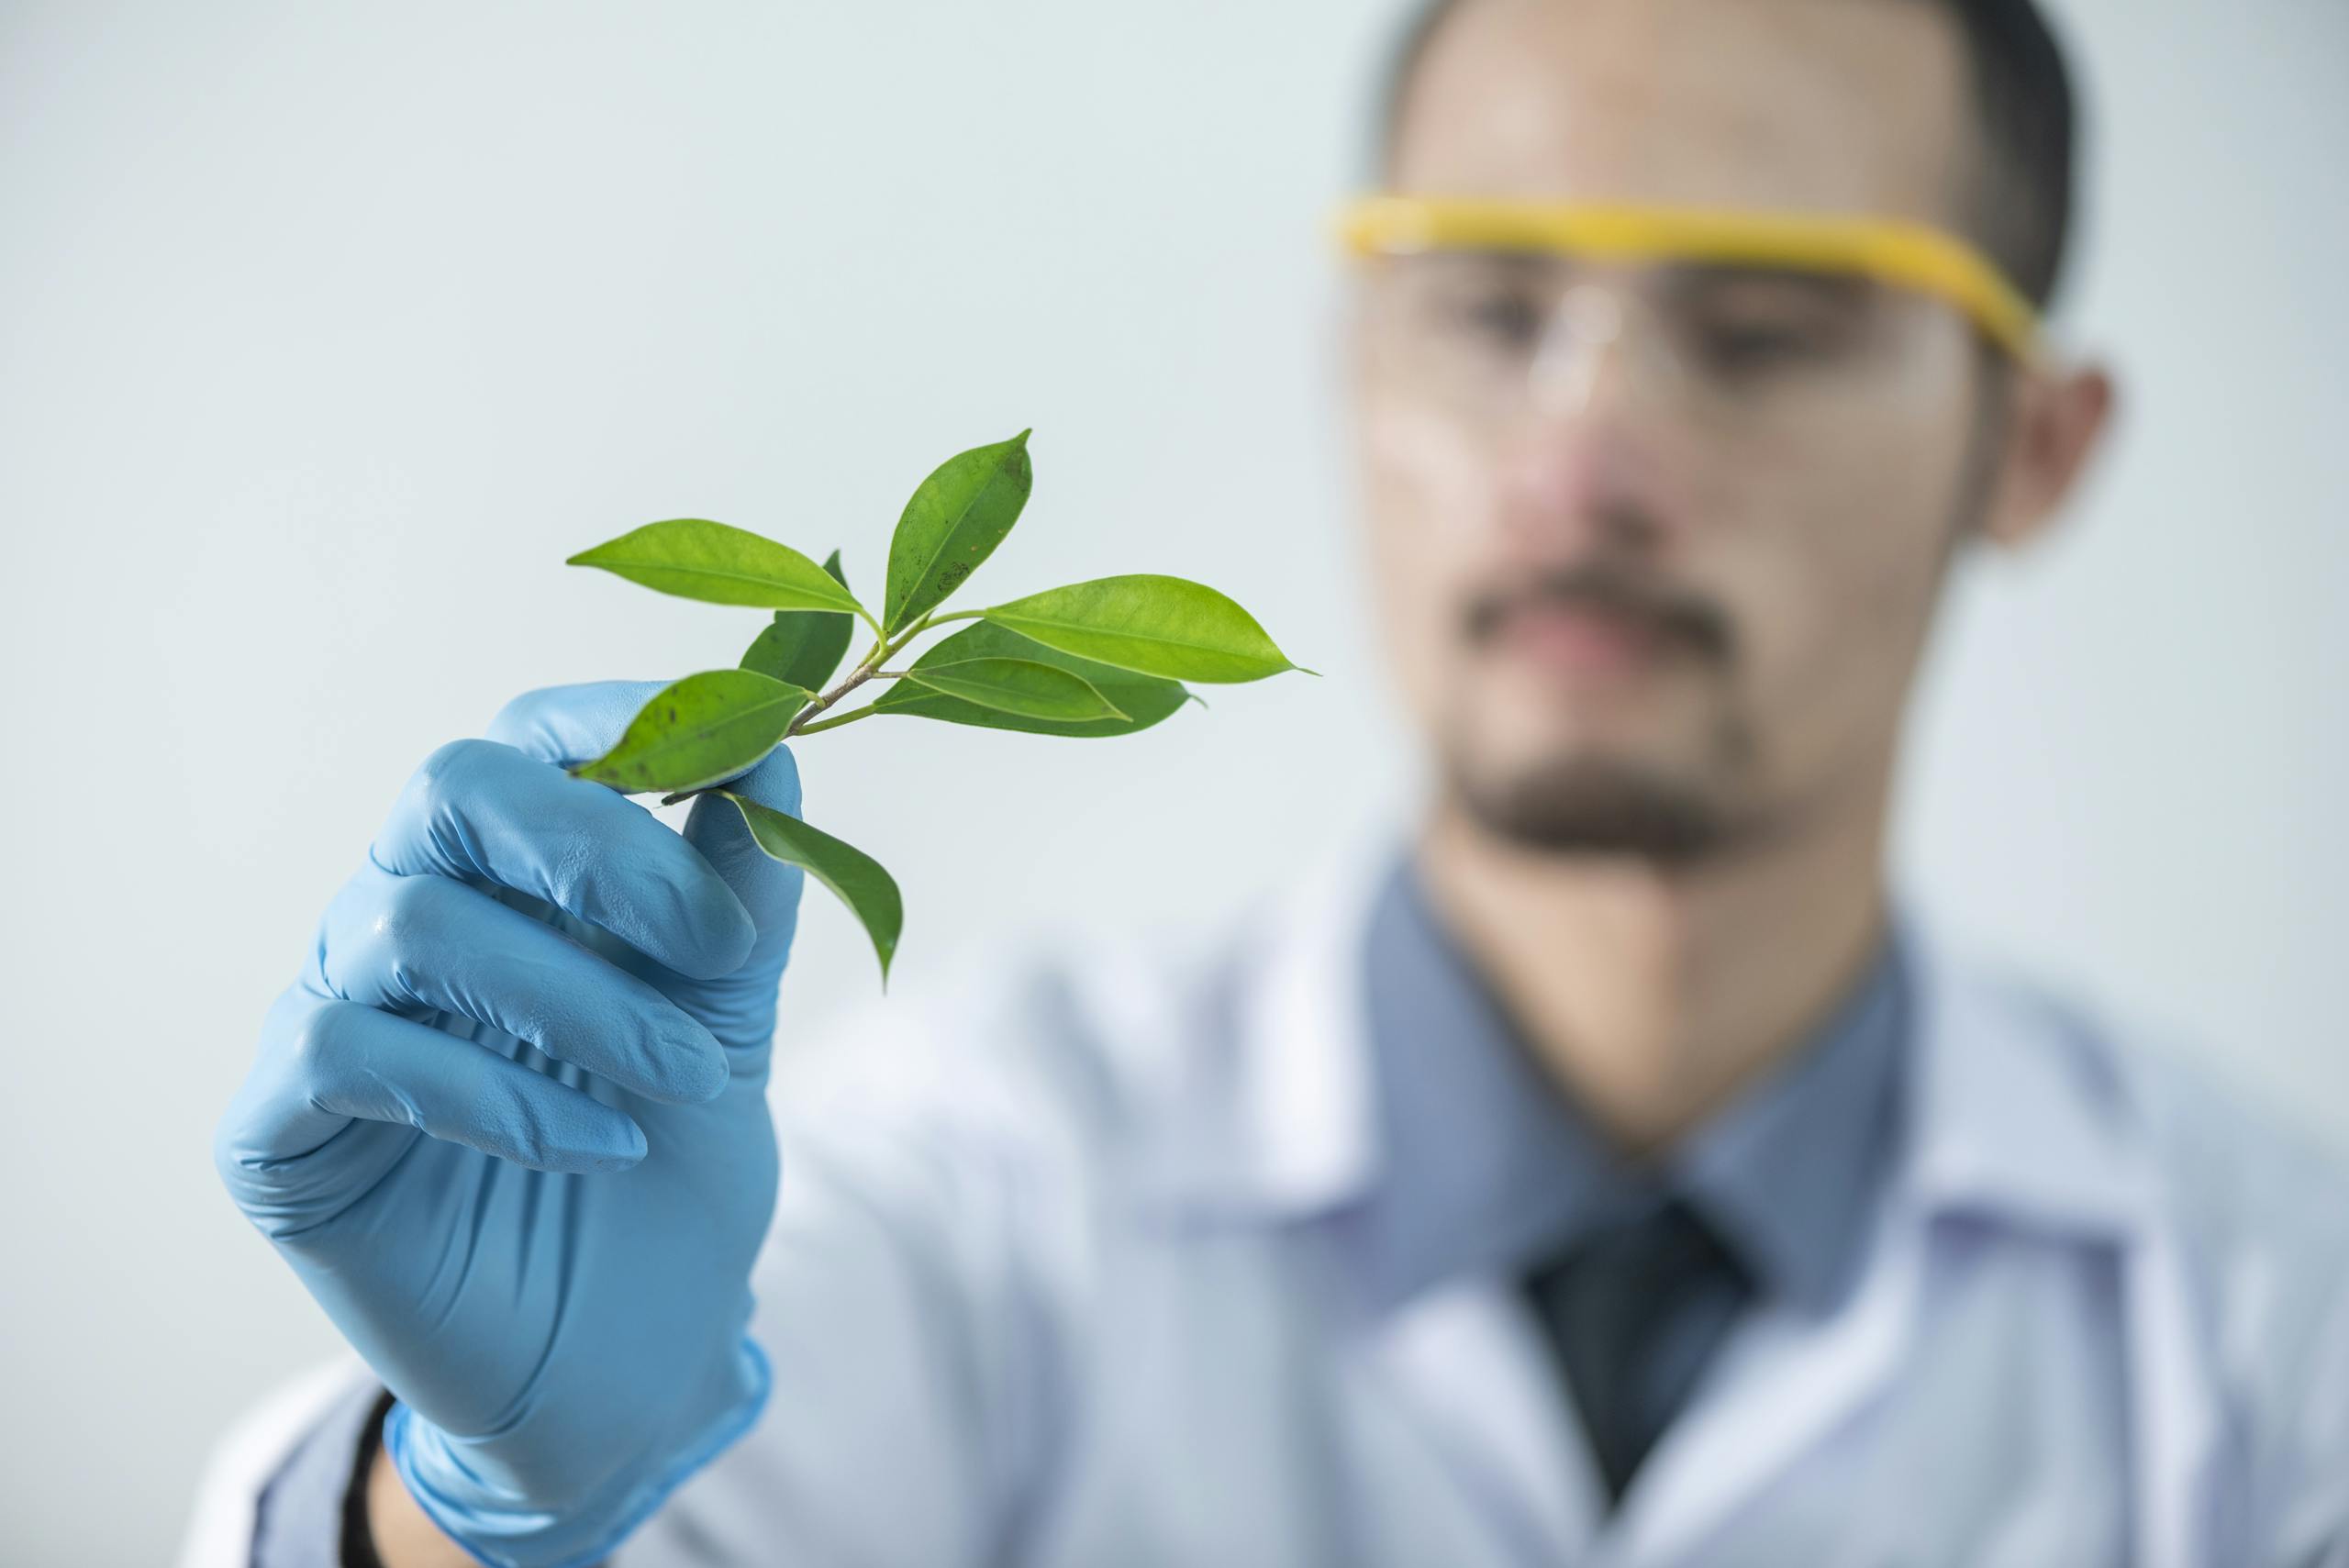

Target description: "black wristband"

left=338, top=1389, right=400, bottom=1568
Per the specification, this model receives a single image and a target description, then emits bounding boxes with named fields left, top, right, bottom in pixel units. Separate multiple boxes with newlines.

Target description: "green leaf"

left=569, top=670, right=810, bottom=795
left=740, top=549, right=857, bottom=695
left=882, top=429, right=1033, bottom=634
left=719, top=792, right=902, bottom=985
left=977, top=573, right=1310, bottom=683
left=570, top=519, right=868, bottom=617
left=896, top=657, right=1125, bottom=722
left=872, top=620, right=1192, bottom=738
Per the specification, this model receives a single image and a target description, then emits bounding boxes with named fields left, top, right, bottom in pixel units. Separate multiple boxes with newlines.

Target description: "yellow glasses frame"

left=1332, top=195, right=2042, bottom=366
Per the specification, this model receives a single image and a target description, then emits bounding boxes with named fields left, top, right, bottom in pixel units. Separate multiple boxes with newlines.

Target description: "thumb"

left=680, top=740, right=806, bottom=978
left=665, top=747, right=805, bottom=1061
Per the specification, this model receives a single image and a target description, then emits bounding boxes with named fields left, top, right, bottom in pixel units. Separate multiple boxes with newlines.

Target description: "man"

left=192, top=0, right=2349, bottom=1563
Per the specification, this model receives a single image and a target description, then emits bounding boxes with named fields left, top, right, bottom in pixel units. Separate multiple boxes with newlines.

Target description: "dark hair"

left=1368, top=0, right=2081, bottom=309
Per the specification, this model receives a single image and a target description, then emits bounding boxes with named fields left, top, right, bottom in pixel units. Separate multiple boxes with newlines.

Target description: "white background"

left=2, top=1, right=2343, bottom=1560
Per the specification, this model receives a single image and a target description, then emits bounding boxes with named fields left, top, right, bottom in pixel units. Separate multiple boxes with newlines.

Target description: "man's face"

left=1352, top=0, right=2000, bottom=860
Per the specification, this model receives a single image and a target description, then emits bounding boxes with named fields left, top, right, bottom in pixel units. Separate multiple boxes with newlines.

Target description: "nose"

left=1500, top=293, right=1684, bottom=558
left=1528, top=283, right=1693, bottom=424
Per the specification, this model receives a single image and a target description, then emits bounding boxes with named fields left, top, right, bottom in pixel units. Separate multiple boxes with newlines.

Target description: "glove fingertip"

left=592, top=1116, right=650, bottom=1172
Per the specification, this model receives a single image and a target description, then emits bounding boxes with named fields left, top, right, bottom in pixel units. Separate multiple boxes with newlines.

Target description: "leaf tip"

left=1010, top=427, right=1033, bottom=448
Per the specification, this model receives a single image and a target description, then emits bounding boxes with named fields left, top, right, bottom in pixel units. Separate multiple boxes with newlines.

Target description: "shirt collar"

left=1342, top=835, right=1911, bottom=1318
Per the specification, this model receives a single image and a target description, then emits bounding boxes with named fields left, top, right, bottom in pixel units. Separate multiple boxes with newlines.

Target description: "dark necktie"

left=1520, top=1195, right=1756, bottom=1506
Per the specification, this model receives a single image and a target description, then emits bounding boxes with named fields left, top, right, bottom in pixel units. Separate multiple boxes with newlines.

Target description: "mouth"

left=1493, top=600, right=1676, bottom=679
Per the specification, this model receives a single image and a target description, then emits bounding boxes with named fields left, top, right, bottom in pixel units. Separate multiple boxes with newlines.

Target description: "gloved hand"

left=215, top=681, right=806, bottom=1568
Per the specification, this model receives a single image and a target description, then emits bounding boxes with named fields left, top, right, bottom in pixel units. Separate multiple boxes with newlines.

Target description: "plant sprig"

left=562, top=428, right=1313, bottom=986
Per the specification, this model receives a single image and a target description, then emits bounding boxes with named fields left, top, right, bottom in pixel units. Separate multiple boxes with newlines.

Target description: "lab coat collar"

left=1129, top=825, right=1386, bottom=1218
left=1142, top=817, right=2159, bottom=1246
left=1894, top=913, right=2154, bottom=1237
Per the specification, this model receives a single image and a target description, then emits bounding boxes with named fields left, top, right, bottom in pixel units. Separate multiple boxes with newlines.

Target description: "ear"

left=1978, top=358, right=2118, bottom=550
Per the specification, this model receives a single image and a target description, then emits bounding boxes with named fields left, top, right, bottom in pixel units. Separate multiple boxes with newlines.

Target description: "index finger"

left=371, top=729, right=757, bottom=981
left=484, top=680, right=675, bottom=768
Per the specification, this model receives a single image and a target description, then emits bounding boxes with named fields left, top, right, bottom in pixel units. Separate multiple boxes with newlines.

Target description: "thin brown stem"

left=658, top=611, right=945, bottom=807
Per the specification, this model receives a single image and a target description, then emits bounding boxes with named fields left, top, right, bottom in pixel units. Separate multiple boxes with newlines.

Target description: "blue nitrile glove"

left=215, top=681, right=806, bottom=1568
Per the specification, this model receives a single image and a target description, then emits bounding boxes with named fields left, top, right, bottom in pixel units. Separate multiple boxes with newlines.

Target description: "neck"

left=1412, top=764, right=1893, bottom=1158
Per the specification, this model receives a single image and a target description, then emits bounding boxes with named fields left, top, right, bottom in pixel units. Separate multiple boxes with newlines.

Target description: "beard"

left=1447, top=751, right=1728, bottom=862
left=1437, top=680, right=1763, bottom=865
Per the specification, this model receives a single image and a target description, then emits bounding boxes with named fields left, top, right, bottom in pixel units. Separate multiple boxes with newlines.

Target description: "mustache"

left=1462, top=562, right=1734, bottom=664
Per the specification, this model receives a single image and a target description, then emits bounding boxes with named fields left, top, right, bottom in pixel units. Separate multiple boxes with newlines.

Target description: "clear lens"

left=1358, top=250, right=1954, bottom=434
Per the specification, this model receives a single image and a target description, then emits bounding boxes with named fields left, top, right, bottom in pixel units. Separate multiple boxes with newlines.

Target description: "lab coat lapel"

left=1362, top=1274, right=1606, bottom=1561
left=1601, top=1175, right=1930, bottom=1565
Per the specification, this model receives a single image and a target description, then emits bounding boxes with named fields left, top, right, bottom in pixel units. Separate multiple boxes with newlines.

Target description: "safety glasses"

left=1333, top=195, right=2043, bottom=435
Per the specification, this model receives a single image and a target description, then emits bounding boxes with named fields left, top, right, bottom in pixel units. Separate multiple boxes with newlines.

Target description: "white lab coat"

left=185, top=828, right=2349, bottom=1567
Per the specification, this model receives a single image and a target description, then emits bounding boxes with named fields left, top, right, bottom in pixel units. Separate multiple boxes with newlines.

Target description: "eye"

left=1690, top=319, right=1828, bottom=377
left=1437, top=289, right=1545, bottom=350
